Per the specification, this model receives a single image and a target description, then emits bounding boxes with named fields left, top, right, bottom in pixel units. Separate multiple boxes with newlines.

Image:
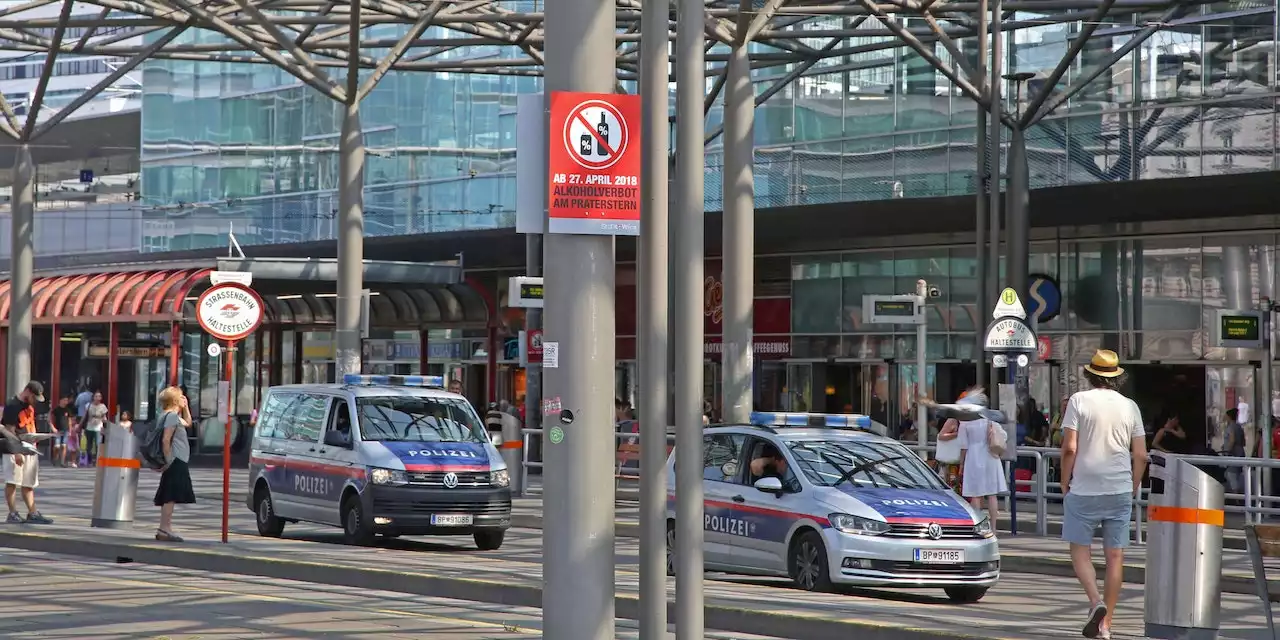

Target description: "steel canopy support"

left=540, top=0, right=618, bottom=631
left=854, top=0, right=988, bottom=106
left=1019, top=0, right=1117, bottom=128
left=722, top=0, right=754, bottom=424
left=675, top=0, right=707, bottom=631
left=986, top=0, right=1003, bottom=400
left=7, top=145, right=33, bottom=396
left=357, top=0, right=446, bottom=101
left=637, top=0, right=671, bottom=632
left=1005, top=127, right=1029, bottom=301
left=973, top=0, right=989, bottom=385
left=335, top=0, right=365, bottom=378
left=21, top=0, right=72, bottom=140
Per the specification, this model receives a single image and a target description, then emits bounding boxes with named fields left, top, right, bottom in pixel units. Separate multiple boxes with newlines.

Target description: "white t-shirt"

left=1061, top=388, right=1145, bottom=496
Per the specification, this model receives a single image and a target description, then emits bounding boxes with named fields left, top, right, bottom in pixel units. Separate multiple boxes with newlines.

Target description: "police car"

left=665, top=412, right=999, bottom=603
left=247, top=375, right=511, bottom=549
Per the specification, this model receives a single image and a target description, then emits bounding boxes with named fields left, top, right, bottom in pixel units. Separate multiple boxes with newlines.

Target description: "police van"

left=665, top=412, right=999, bottom=603
left=247, top=375, right=512, bottom=549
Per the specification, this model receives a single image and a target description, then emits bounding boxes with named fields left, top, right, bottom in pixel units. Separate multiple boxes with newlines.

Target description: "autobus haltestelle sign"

left=196, top=283, right=265, bottom=342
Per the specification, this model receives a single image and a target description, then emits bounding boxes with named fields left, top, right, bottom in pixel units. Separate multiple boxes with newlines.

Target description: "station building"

left=2, top=6, right=1278, bottom=455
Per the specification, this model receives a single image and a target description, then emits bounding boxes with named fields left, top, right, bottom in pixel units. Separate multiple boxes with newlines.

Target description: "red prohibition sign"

left=562, top=99, right=630, bottom=171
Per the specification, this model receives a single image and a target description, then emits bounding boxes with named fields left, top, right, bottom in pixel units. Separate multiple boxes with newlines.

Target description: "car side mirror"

left=753, top=476, right=784, bottom=495
left=324, top=431, right=352, bottom=448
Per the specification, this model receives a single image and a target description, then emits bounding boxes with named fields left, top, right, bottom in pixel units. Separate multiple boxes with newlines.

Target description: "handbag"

left=987, top=420, right=1008, bottom=458
left=935, top=428, right=962, bottom=464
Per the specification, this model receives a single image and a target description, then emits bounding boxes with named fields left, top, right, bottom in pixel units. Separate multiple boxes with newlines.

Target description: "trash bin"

left=91, top=424, right=140, bottom=529
left=500, top=418, right=523, bottom=495
left=1144, top=453, right=1224, bottom=640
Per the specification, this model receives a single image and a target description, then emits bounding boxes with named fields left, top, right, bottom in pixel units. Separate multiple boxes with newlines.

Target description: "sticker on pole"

left=548, top=426, right=565, bottom=444
left=196, top=283, right=265, bottom=342
left=543, top=341, right=559, bottom=368
left=983, top=317, right=1037, bottom=352
left=547, top=91, right=641, bottom=236
left=207, top=343, right=223, bottom=358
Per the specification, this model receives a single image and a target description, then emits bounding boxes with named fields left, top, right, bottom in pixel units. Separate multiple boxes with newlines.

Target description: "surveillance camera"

left=928, top=286, right=942, bottom=299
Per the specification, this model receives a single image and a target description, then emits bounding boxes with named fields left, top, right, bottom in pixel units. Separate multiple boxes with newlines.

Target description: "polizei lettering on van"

left=880, top=498, right=949, bottom=507
left=704, top=514, right=755, bottom=537
left=406, top=449, right=480, bottom=458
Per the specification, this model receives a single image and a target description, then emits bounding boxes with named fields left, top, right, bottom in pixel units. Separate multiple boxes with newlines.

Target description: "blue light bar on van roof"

left=748, top=411, right=873, bottom=430
left=342, top=374, right=445, bottom=388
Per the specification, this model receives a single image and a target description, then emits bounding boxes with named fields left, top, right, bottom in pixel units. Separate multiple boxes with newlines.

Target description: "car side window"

left=281, top=394, right=327, bottom=443
left=255, top=392, right=291, bottom=439
left=702, top=434, right=747, bottom=484
left=744, top=436, right=802, bottom=493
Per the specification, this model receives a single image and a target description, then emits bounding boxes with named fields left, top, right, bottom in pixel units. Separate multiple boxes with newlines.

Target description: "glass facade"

left=137, top=3, right=1279, bottom=250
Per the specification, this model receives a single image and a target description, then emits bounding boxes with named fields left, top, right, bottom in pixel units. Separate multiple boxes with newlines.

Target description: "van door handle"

left=308, top=448, right=316, bottom=453
left=732, top=495, right=745, bottom=503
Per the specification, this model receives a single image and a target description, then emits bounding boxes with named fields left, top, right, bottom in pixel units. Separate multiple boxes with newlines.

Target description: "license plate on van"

left=430, top=514, right=474, bottom=526
left=914, top=548, right=963, bottom=564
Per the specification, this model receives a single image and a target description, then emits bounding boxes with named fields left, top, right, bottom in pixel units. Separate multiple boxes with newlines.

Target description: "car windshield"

left=786, top=439, right=947, bottom=490
left=355, top=395, right=487, bottom=443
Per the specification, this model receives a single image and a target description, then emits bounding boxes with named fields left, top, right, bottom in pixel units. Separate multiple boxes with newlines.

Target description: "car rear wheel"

left=254, top=487, right=285, bottom=538
left=475, top=530, right=505, bottom=550
left=944, top=586, right=988, bottom=603
left=341, top=496, right=374, bottom=546
left=789, top=531, right=833, bottom=592
left=665, top=520, right=676, bottom=576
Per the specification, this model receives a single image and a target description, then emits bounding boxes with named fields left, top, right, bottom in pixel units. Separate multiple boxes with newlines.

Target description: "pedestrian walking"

left=3, top=381, right=52, bottom=524
left=955, top=387, right=1007, bottom=527
left=1059, top=349, right=1149, bottom=639
left=49, top=394, right=72, bottom=466
left=83, top=392, right=107, bottom=466
left=153, top=386, right=195, bottom=542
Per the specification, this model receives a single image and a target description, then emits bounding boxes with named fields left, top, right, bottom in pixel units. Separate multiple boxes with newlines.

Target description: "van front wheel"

left=341, top=496, right=374, bottom=546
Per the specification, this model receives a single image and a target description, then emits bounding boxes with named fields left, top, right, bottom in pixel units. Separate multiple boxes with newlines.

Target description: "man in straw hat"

left=1059, top=349, right=1148, bottom=639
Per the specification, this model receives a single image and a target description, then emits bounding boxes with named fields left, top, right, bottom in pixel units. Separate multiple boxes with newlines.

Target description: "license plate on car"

left=914, top=548, right=963, bottom=564
left=430, top=514, right=474, bottom=526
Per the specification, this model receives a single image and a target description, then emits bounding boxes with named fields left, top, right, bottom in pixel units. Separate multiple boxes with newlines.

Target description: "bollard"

left=500, top=416, right=524, bottom=495
left=1144, top=453, right=1224, bottom=640
left=90, top=423, right=140, bottom=529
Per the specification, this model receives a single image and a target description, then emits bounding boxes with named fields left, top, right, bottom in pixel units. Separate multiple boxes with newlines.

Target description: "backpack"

left=139, top=411, right=173, bottom=470
left=986, top=420, right=1008, bottom=458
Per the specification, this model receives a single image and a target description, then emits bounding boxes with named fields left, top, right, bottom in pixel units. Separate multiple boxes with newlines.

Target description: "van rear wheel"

left=254, top=487, right=285, bottom=538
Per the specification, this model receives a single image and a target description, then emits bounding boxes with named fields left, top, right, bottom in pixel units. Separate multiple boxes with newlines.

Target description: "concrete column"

left=540, top=0, right=617, bottom=633
left=335, top=101, right=365, bottom=378
left=637, top=0, right=670, bottom=631
left=8, top=144, right=33, bottom=395
left=721, top=17, right=754, bottom=424
left=674, top=0, right=707, bottom=631
left=1005, top=128, right=1029, bottom=299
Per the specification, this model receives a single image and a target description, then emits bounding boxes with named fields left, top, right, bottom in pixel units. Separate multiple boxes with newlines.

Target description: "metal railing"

left=516, top=428, right=1280, bottom=543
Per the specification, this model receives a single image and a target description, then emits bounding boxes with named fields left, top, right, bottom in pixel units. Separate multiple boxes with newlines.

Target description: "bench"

left=1244, top=524, right=1280, bottom=636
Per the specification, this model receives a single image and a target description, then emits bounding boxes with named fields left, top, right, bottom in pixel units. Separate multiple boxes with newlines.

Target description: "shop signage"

left=196, top=283, right=265, bottom=343
left=703, top=339, right=791, bottom=356
left=546, top=91, right=641, bottom=236
left=84, top=339, right=170, bottom=359
left=1217, top=309, right=1264, bottom=349
left=983, top=317, right=1037, bottom=352
left=1027, top=274, right=1061, bottom=323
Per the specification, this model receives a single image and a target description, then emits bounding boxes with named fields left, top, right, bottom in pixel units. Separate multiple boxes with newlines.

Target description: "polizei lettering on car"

left=880, top=498, right=950, bottom=507
left=406, top=449, right=480, bottom=458
left=704, top=513, right=755, bottom=537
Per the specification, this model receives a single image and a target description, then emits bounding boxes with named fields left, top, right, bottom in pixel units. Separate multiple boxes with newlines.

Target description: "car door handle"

left=732, top=495, right=745, bottom=503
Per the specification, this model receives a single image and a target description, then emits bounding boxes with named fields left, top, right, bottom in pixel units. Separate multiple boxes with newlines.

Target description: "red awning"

left=0, top=268, right=212, bottom=326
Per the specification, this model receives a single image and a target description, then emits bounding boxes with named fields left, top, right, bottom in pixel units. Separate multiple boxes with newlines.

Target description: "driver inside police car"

left=749, top=444, right=789, bottom=482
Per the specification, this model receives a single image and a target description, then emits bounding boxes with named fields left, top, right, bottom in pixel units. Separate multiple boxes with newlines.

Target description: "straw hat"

left=1084, top=349, right=1124, bottom=378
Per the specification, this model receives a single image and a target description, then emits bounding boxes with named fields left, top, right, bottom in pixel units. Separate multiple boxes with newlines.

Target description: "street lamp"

left=1003, top=71, right=1036, bottom=121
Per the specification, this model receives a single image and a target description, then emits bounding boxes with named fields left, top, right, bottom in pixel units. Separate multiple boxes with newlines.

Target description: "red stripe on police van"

left=403, top=464, right=490, bottom=473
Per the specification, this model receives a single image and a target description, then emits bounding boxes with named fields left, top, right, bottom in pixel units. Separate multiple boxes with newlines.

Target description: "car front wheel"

left=789, top=531, right=833, bottom=592
left=944, top=586, right=989, bottom=603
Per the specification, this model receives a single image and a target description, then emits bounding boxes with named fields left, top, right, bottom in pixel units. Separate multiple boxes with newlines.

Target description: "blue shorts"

left=52, top=433, right=66, bottom=446
left=1062, top=492, right=1133, bottom=548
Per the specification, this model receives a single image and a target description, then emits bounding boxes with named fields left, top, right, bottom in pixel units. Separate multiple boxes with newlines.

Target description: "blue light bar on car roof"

left=748, top=411, right=873, bottom=430
left=342, top=374, right=445, bottom=388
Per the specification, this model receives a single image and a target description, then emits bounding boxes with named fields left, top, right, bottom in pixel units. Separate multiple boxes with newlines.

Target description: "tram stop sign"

left=196, top=282, right=265, bottom=343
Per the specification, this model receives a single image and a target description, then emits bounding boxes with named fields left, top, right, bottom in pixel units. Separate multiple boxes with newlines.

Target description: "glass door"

left=785, top=363, right=813, bottom=411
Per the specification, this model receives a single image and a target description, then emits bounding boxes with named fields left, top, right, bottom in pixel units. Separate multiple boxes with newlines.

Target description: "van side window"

left=281, top=394, right=326, bottom=443
left=328, top=400, right=353, bottom=443
left=255, top=392, right=292, bottom=439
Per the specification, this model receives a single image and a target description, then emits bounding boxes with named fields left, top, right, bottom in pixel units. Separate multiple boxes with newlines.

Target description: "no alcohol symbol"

left=562, top=99, right=629, bottom=171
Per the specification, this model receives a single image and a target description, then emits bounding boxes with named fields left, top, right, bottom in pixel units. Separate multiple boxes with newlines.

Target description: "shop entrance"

left=1123, top=364, right=1208, bottom=450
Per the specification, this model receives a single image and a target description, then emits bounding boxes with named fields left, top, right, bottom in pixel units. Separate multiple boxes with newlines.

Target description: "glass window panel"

left=840, top=250, right=895, bottom=332
left=792, top=257, right=843, bottom=333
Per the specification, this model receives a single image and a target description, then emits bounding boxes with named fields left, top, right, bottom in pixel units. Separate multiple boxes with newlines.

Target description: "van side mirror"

left=753, top=476, right=784, bottom=495
left=324, top=431, right=352, bottom=449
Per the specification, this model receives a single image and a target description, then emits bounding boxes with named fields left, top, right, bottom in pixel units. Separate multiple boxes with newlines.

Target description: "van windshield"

left=355, top=396, right=488, bottom=443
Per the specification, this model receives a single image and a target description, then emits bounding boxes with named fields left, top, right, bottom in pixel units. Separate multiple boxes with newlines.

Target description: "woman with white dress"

left=958, top=394, right=1007, bottom=528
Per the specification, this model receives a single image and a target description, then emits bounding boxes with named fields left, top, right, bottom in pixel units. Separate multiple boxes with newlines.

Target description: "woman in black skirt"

left=154, top=386, right=195, bottom=542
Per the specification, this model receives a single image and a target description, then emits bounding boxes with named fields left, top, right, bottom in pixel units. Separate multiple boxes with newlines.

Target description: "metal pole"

left=7, top=144, right=33, bottom=396
left=675, top=0, right=707, bottom=629
left=541, top=0, right=617, bottom=632
left=986, top=0, right=1003, bottom=401
left=638, top=0, right=671, bottom=631
left=1263, top=301, right=1274, bottom=499
left=721, top=0, right=754, bottom=424
left=519, top=233, right=541, bottom=496
left=974, top=0, right=988, bottom=386
left=916, top=279, right=928, bottom=453
left=334, top=0, right=364, bottom=379
left=1006, top=127, right=1029, bottom=299
left=221, top=340, right=234, bottom=544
